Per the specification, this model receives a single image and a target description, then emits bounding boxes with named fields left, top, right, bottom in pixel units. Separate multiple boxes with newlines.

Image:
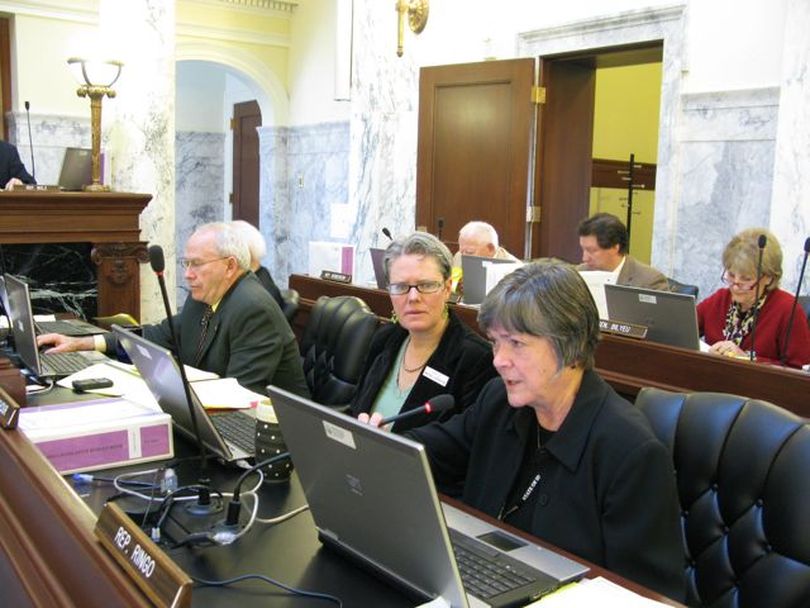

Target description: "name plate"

left=599, top=319, right=648, bottom=339
left=320, top=270, right=352, bottom=283
left=95, top=503, right=192, bottom=607
left=0, top=386, right=20, bottom=429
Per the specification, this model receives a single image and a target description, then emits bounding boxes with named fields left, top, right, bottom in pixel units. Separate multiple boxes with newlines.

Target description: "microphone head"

left=24, top=100, right=30, bottom=111
left=758, top=234, right=767, bottom=249
left=425, top=394, right=454, bottom=414
left=382, top=227, right=393, bottom=241
left=804, top=237, right=810, bottom=253
left=148, top=245, right=166, bottom=273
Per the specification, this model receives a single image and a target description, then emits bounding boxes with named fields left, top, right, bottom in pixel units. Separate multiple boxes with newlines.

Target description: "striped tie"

left=194, top=305, right=214, bottom=365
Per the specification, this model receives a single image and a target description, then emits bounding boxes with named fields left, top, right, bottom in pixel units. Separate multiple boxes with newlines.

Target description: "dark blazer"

left=253, top=266, right=286, bottom=311
left=0, top=141, right=35, bottom=187
left=109, top=273, right=309, bottom=397
left=408, top=370, right=686, bottom=601
left=349, top=310, right=497, bottom=433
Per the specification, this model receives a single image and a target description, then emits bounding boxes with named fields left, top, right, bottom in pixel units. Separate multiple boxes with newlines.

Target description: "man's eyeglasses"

left=721, top=270, right=759, bottom=291
left=387, top=280, right=444, bottom=296
left=179, top=257, right=229, bottom=270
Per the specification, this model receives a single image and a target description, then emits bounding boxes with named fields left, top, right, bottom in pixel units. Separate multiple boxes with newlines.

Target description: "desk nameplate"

left=599, top=319, right=647, bottom=339
left=0, top=386, right=20, bottom=429
left=95, top=503, right=192, bottom=608
left=320, top=270, right=352, bottom=284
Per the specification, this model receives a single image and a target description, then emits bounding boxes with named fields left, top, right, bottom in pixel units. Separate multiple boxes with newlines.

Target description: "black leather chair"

left=300, top=295, right=379, bottom=408
left=667, top=277, right=699, bottom=299
left=636, top=388, right=810, bottom=608
left=280, top=288, right=300, bottom=323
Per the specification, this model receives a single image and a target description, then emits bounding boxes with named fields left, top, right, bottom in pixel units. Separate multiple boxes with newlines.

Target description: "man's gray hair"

left=383, top=231, right=453, bottom=283
left=231, top=220, right=267, bottom=263
left=195, top=222, right=251, bottom=271
left=459, top=221, right=499, bottom=248
left=478, top=259, right=600, bottom=370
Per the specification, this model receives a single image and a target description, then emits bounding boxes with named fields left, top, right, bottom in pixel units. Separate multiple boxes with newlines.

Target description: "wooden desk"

left=0, top=190, right=150, bottom=319
left=288, top=274, right=810, bottom=418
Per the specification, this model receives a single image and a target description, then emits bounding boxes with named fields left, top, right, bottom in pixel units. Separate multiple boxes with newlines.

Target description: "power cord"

left=191, top=572, right=343, bottom=606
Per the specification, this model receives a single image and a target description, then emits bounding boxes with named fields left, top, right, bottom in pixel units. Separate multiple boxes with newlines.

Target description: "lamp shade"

left=67, top=57, right=123, bottom=88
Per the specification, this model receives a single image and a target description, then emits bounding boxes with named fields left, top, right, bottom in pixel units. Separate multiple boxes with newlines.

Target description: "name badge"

left=423, top=366, right=449, bottom=387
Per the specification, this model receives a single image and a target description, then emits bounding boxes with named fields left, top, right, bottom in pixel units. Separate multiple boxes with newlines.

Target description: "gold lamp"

left=396, top=0, right=429, bottom=57
left=67, top=57, right=123, bottom=191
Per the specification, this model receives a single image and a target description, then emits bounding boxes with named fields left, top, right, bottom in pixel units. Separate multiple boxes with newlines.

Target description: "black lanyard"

left=498, top=425, right=551, bottom=521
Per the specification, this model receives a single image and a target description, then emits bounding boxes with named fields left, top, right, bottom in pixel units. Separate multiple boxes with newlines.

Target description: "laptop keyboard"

left=41, top=351, right=93, bottom=376
left=449, top=529, right=544, bottom=601
left=210, top=412, right=256, bottom=455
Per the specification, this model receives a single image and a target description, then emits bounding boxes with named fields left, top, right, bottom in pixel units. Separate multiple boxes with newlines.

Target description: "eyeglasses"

left=387, top=280, right=444, bottom=296
left=179, top=257, right=229, bottom=270
left=721, top=270, right=759, bottom=291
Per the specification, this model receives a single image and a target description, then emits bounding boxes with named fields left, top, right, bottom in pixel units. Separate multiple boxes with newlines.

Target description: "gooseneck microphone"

left=24, top=101, right=36, bottom=182
left=780, top=236, right=810, bottom=366
left=382, top=227, right=393, bottom=241
left=380, top=394, right=455, bottom=426
left=749, top=234, right=767, bottom=363
left=148, top=245, right=220, bottom=516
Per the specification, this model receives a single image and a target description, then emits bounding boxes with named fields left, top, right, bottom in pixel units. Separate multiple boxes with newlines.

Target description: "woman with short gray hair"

left=364, top=259, right=686, bottom=601
left=350, top=231, right=497, bottom=433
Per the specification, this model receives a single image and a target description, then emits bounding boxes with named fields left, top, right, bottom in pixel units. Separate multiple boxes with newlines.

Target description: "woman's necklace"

left=400, top=337, right=432, bottom=373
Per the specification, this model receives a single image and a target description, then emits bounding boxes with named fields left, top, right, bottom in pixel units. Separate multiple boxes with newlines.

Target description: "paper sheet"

left=531, top=576, right=673, bottom=607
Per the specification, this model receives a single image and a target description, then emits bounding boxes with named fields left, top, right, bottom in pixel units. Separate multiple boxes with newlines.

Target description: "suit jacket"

left=0, top=141, right=35, bottom=187
left=349, top=310, right=497, bottom=433
left=253, top=266, right=286, bottom=311
left=408, top=371, right=686, bottom=601
left=617, top=255, right=669, bottom=291
left=109, top=273, right=309, bottom=397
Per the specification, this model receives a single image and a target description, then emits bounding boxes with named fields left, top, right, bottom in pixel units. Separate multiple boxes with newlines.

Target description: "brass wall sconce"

left=67, top=57, right=123, bottom=191
left=396, top=0, right=429, bottom=57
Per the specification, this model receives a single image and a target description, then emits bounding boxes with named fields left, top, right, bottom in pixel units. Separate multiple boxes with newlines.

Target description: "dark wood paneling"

left=232, top=100, right=261, bottom=227
left=417, top=59, right=534, bottom=255
left=0, top=190, right=150, bottom=318
left=289, top=275, right=810, bottom=418
left=533, top=59, right=596, bottom=263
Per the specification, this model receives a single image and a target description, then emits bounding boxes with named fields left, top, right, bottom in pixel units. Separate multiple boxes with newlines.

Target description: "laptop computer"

left=370, top=247, right=387, bottom=290
left=268, top=386, right=589, bottom=607
left=113, top=325, right=256, bottom=462
left=461, top=255, right=521, bottom=306
left=58, top=147, right=92, bottom=191
left=605, top=283, right=700, bottom=350
left=4, top=273, right=105, bottom=378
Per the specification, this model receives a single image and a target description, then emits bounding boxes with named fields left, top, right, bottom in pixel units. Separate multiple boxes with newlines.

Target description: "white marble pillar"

left=102, top=0, right=176, bottom=323
left=769, top=0, right=810, bottom=294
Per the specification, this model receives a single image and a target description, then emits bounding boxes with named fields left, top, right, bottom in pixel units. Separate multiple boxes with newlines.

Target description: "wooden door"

left=416, top=59, right=535, bottom=256
left=532, top=58, right=596, bottom=263
left=231, top=100, right=261, bottom=226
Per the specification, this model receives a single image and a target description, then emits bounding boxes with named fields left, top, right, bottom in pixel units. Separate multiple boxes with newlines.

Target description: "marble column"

left=769, top=0, right=810, bottom=294
left=103, top=0, right=176, bottom=323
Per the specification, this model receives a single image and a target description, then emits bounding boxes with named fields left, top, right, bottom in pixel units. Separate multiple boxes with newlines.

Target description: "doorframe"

left=519, top=5, right=686, bottom=275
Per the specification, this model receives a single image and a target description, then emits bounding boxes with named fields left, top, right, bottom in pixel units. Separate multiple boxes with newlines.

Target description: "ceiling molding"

left=185, top=0, right=298, bottom=18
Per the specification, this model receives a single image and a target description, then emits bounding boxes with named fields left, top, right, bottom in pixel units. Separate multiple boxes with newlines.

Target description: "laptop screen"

left=58, top=147, right=92, bottom=191
left=4, top=273, right=45, bottom=374
left=605, top=284, right=700, bottom=350
left=461, top=255, right=521, bottom=305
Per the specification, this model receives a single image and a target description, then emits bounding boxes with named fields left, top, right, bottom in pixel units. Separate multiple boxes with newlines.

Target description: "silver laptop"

left=58, top=147, right=92, bottom=191
left=461, top=255, right=518, bottom=305
left=605, top=283, right=700, bottom=350
left=113, top=325, right=256, bottom=462
left=370, top=247, right=387, bottom=289
left=4, top=273, right=104, bottom=378
left=268, top=386, right=589, bottom=607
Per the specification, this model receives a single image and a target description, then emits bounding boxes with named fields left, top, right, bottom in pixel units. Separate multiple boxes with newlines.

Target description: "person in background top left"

left=37, top=222, right=310, bottom=398
left=1, top=140, right=36, bottom=190
left=350, top=231, right=497, bottom=434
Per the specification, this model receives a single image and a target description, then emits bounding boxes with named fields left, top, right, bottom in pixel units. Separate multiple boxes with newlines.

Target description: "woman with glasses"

left=349, top=231, right=497, bottom=433
left=697, top=228, right=810, bottom=368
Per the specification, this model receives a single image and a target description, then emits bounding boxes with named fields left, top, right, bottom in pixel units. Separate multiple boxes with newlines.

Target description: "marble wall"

left=258, top=121, right=350, bottom=289
left=175, top=131, right=226, bottom=305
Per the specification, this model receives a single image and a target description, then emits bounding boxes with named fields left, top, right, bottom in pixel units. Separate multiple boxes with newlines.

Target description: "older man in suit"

left=1, top=140, right=36, bottom=189
left=577, top=212, right=669, bottom=291
left=38, top=222, right=309, bottom=397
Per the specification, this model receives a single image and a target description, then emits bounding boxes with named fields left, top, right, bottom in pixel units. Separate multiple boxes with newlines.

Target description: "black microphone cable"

left=780, top=236, right=810, bottom=365
left=24, top=101, right=36, bottom=182
left=749, top=234, right=767, bottom=362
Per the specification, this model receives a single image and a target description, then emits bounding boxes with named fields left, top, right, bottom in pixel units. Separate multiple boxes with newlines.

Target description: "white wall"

left=175, top=61, right=226, bottom=132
